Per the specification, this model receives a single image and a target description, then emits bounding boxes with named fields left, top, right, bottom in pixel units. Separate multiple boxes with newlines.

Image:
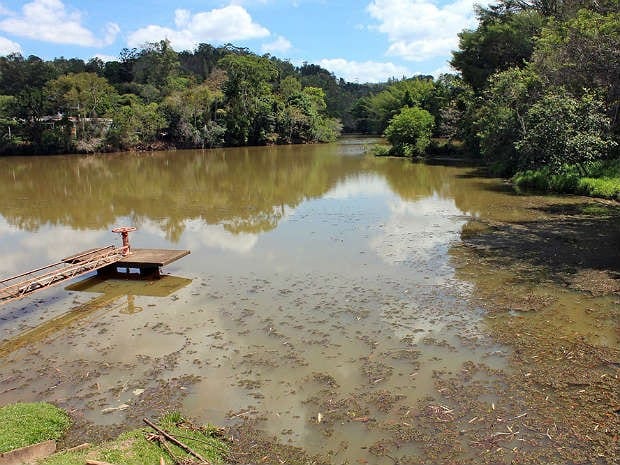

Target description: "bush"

left=371, top=144, right=391, bottom=157
left=384, top=106, right=434, bottom=156
left=577, top=177, right=620, bottom=199
left=513, top=160, right=620, bottom=199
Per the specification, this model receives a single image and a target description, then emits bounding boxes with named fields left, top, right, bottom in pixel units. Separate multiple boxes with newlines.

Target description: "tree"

left=107, top=102, right=166, bottom=150
left=132, top=40, right=180, bottom=89
left=219, top=54, right=279, bottom=145
left=516, top=89, right=617, bottom=174
left=475, top=67, right=542, bottom=173
left=451, top=6, right=545, bottom=90
left=163, top=83, right=224, bottom=147
left=278, top=75, right=302, bottom=101
left=46, top=73, right=117, bottom=119
left=384, top=107, right=435, bottom=156
left=532, top=10, right=620, bottom=132
left=364, top=78, right=435, bottom=133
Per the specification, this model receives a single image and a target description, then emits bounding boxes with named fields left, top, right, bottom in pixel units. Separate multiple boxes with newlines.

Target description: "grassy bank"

left=513, top=159, right=620, bottom=199
left=41, top=412, right=227, bottom=465
left=0, top=404, right=227, bottom=465
left=0, top=402, right=70, bottom=453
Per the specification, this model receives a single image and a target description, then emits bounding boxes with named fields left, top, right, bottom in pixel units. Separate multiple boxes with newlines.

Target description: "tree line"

left=0, top=0, right=618, bottom=196
left=0, top=42, right=381, bottom=154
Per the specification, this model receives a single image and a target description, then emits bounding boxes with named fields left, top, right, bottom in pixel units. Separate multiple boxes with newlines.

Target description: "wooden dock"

left=1, top=244, right=190, bottom=305
left=96, top=249, right=190, bottom=279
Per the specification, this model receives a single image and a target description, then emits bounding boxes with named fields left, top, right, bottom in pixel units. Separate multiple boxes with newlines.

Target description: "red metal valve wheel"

left=112, top=226, right=137, bottom=234
left=112, top=226, right=137, bottom=255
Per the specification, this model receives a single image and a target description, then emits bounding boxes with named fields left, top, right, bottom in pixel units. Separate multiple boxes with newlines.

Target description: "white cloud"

left=128, top=5, right=270, bottom=51
left=0, top=36, right=20, bottom=55
left=0, top=0, right=119, bottom=47
left=319, top=58, right=411, bottom=83
left=367, top=0, right=484, bottom=61
left=261, top=35, right=292, bottom=54
left=92, top=53, right=117, bottom=63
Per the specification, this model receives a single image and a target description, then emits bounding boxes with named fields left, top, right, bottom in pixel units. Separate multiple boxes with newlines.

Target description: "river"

left=0, top=137, right=617, bottom=464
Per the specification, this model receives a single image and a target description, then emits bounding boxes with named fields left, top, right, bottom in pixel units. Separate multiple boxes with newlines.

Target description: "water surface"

left=0, top=138, right=616, bottom=464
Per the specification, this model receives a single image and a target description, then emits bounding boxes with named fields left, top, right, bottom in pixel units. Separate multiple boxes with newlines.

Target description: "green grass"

left=0, top=402, right=71, bottom=453
left=371, top=144, right=392, bottom=157
left=41, top=412, right=228, bottom=465
left=513, top=159, right=620, bottom=199
left=576, top=176, right=620, bottom=198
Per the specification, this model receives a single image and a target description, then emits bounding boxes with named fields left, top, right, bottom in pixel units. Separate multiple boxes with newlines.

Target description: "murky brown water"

left=0, top=138, right=617, bottom=464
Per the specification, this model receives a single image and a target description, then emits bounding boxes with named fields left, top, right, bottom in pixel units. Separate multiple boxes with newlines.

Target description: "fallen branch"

left=86, top=460, right=119, bottom=465
left=143, top=418, right=209, bottom=464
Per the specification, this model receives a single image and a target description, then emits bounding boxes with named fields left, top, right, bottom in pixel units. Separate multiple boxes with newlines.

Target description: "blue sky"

left=0, top=0, right=489, bottom=83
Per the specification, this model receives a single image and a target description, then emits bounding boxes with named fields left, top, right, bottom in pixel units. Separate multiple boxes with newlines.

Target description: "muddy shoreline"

left=41, top=198, right=619, bottom=464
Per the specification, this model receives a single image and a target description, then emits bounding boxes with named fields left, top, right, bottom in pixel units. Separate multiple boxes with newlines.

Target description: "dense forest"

left=0, top=0, right=618, bottom=196
left=0, top=42, right=386, bottom=153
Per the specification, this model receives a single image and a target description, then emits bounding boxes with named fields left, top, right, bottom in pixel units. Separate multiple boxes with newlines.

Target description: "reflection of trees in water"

left=0, top=145, right=368, bottom=241
left=0, top=145, right=525, bottom=242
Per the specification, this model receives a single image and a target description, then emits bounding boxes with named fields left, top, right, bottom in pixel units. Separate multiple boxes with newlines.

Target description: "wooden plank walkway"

left=0, top=246, right=126, bottom=305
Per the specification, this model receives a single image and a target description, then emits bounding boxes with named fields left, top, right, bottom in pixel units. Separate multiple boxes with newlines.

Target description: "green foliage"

left=475, top=67, right=542, bottom=173
left=513, top=167, right=580, bottom=193
left=451, top=0, right=619, bottom=187
left=384, top=106, right=434, bottom=156
left=107, top=102, right=166, bottom=150
left=46, top=72, right=118, bottom=119
left=577, top=158, right=620, bottom=198
left=0, top=42, right=352, bottom=153
left=132, top=40, right=180, bottom=89
left=429, top=74, right=475, bottom=141
left=40, top=413, right=227, bottom=465
left=514, top=161, right=620, bottom=199
left=578, top=176, right=620, bottom=198
left=451, top=3, right=545, bottom=90
left=371, top=144, right=392, bottom=157
left=163, top=83, right=224, bottom=147
left=0, top=402, right=70, bottom=453
left=515, top=89, right=616, bottom=174
left=532, top=10, right=620, bottom=129
left=361, top=78, right=435, bottom=134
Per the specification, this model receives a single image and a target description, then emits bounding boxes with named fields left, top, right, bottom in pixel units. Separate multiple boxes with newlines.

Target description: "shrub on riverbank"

left=0, top=402, right=70, bottom=453
left=513, top=160, right=620, bottom=199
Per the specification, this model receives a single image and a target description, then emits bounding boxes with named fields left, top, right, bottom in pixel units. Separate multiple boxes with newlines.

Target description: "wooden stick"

left=65, top=443, right=90, bottom=452
left=143, top=418, right=209, bottom=464
left=86, top=460, right=119, bottom=465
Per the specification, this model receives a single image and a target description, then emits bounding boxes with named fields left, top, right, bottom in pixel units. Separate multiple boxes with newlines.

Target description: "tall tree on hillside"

left=133, top=40, right=181, bottom=89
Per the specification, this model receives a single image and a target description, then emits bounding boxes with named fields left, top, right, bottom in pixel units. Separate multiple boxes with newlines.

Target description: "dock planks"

left=96, top=248, right=190, bottom=279
left=115, top=249, right=190, bottom=267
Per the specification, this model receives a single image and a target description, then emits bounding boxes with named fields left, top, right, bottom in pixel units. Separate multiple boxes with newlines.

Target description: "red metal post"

left=111, top=226, right=137, bottom=255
